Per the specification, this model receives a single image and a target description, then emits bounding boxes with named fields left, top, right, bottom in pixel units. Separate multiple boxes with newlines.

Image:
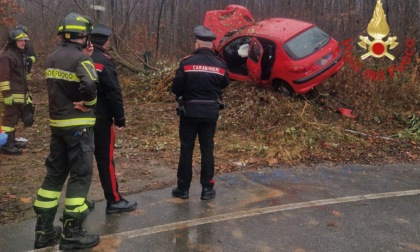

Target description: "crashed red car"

left=204, top=5, right=344, bottom=95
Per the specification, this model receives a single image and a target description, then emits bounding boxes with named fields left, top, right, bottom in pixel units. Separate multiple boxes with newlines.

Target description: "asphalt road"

left=2, top=163, right=420, bottom=252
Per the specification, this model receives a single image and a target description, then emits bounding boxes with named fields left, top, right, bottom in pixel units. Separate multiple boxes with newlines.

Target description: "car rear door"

left=246, top=38, right=263, bottom=84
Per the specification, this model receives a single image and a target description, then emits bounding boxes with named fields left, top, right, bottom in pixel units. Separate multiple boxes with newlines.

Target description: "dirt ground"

left=1, top=73, right=419, bottom=226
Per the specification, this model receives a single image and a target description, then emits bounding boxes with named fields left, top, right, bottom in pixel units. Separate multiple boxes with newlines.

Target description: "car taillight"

left=286, top=65, right=306, bottom=73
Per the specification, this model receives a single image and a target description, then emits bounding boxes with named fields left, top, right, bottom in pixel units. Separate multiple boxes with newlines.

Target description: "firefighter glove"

left=4, top=96, right=13, bottom=106
left=27, top=94, right=33, bottom=104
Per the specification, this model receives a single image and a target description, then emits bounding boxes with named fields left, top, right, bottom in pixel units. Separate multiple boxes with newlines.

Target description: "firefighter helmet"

left=57, top=12, right=93, bottom=39
left=15, top=24, right=28, bottom=33
left=8, top=28, right=30, bottom=44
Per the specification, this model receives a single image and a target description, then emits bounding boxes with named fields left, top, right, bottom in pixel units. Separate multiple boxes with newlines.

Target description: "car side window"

left=248, top=41, right=261, bottom=63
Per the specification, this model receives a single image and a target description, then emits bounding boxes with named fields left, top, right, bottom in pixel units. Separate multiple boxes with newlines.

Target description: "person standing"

left=15, top=25, right=37, bottom=78
left=89, top=24, right=137, bottom=214
left=171, top=26, right=229, bottom=200
left=0, top=28, right=30, bottom=155
left=32, top=13, right=100, bottom=250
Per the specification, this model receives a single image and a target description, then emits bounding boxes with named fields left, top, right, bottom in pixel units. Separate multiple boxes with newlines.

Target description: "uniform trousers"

left=177, top=117, right=217, bottom=190
left=94, top=118, right=122, bottom=203
left=0, top=103, right=21, bottom=132
left=33, top=127, right=94, bottom=219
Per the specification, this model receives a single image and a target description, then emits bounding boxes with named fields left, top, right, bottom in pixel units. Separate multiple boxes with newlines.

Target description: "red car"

left=204, top=5, right=344, bottom=95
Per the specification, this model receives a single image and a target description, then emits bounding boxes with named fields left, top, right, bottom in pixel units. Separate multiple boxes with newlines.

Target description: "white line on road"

left=32, top=189, right=420, bottom=251
left=104, top=189, right=420, bottom=240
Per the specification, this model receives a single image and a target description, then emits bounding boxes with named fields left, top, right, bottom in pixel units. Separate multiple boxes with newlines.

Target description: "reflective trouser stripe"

left=65, top=198, right=88, bottom=213
left=33, top=188, right=61, bottom=209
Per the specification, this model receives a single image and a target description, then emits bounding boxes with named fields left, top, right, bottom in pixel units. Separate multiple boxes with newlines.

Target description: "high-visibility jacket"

left=0, top=46, right=27, bottom=104
left=45, top=42, right=98, bottom=132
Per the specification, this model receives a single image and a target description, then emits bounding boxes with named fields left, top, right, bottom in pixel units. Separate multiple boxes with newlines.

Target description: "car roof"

left=240, top=18, right=314, bottom=43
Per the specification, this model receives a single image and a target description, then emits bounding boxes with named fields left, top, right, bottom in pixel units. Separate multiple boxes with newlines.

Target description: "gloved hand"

left=4, top=96, right=13, bottom=106
left=26, top=94, right=33, bottom=104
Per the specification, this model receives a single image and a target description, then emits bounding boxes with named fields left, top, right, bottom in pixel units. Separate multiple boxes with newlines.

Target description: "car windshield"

left=283, top=27, right=330, bottom=60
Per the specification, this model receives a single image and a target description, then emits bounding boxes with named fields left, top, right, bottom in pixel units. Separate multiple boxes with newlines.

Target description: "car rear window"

left=283, top=27, right=330, bottom=60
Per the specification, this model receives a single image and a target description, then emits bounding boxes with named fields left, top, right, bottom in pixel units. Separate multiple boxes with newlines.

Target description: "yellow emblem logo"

left=358, top=0, right=398, bottom=60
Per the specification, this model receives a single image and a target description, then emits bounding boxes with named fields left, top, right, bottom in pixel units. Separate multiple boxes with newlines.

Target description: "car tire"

left=273, top=80, right=294, bottom=97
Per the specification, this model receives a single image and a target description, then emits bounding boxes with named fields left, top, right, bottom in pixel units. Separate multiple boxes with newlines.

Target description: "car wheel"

left=273, top=80, right=294, bottom=97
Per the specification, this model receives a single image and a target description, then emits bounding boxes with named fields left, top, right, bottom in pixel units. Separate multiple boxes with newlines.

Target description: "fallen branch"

left=344, top=129, right=397, bottom=141
left=110, top=48, right=145, bottom=73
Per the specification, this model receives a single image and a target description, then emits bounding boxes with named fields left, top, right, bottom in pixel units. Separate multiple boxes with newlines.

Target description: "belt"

left=185, top=100, right=217, bottom=104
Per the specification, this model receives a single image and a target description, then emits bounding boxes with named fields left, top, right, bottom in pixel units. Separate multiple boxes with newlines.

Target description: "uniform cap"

left=91, top=24, right=113, bottom=37
left=194, top=25, right=216, bottom=42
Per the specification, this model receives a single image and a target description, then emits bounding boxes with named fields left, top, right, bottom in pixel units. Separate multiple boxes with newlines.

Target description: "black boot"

left=0, top=133, right=22, bottom=155
left=59, top=214, right=100, bottom=250
left=201, top=188, right=216, bottom=200
left=34, top=214, right=62, bottom=249
left=10, top=131, right=27, bottom=148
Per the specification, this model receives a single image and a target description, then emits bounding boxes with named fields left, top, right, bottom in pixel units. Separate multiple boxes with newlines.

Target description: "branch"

left=112, top=33, right=159, bottom=71
left=344, top=129, right=398, bottom=141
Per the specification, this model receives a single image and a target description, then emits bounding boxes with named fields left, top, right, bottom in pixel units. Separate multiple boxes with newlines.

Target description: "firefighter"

left=15, top=25, right=37, bottom=78
left=0, top=28, right=31, bottom=155
left=171, top=26, right=229, bottom=200
left=32, top=13, right=99, bottom=249
left=89, top=24, right=137, bottom=214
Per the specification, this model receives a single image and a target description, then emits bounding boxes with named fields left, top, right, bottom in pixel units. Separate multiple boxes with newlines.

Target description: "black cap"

left=91, top=24, right=113, bottom=37
left=194, top=25, right=216, bottom=42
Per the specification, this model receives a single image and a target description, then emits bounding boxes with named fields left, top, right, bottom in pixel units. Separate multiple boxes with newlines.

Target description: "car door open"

left=247, top=38, right=263, bottom=84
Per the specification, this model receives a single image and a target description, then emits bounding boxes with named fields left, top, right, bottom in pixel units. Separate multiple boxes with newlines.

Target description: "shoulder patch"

left=94, top=63, right=104, bottom=72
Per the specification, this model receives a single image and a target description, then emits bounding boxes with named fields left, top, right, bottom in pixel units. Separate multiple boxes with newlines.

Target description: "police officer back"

left=171, top=26, right=229, bottom=200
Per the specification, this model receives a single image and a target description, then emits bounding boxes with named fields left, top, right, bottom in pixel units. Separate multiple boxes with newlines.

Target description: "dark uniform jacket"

left=172, top=47, right=229, bottom=119
left=0, top=46, right=27, bottom=104
left=24, top=40, right=36, bottom=74
left=91, top=44, right=125, bottom=127
left=45, top=42, right=98, bottom=133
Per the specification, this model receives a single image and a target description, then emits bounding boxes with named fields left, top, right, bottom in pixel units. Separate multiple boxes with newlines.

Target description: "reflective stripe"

left=0, top=81, right=10, bottom=91
left=11, top=93, right=25, bottom=103
left=65, top=198, right=89, bottom=213
left=45, top=68, right=80, bottom=82
left=1, top=126, right=15, bottom=132
left=84, top=97, right=97, bottom=106
left=34, top=199, right=58, bottom=209
left=49, top=118, right=96, bottom=127
left=37, top=188, right=61, bottom=199
left=81, top=60, right=98, bottom=81
left=15, top=33, right=29, bottom=40
left=58, top=25, right=88, bottom=32
left=65, top=197, right=85, bottom=206
left=65, top=204, right=89, bottom=213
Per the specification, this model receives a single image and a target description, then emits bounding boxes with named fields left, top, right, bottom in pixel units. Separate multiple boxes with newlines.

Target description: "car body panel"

left=203, top=5, right=254, bottom=47
left=204, top=5, right=344, bottom=95
left=246, top=38, right=263, bottom=84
